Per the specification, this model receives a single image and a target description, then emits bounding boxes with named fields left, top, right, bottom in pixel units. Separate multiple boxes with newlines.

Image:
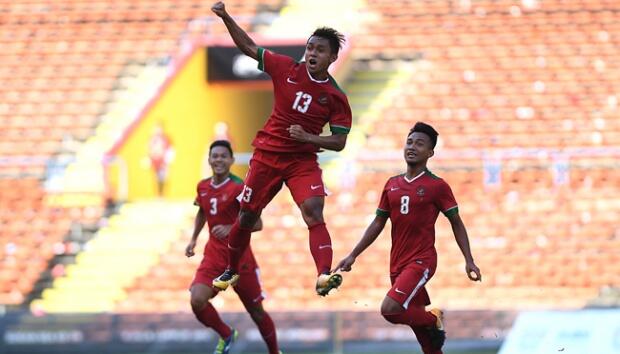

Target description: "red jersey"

left=253, top=47, right=352, bottom=153
left=194, top=174, right=257, bottom=269
left=376, top=169, right=458, bottom=274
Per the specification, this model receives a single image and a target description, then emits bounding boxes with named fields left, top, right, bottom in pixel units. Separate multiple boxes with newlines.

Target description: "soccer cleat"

left=212, top=269, right=239, bottom=291
left=427, top=308, right=446, bottom=350
left=213, top=328, right=238, bottom=354
left=315, top=272, right=343, bottom=296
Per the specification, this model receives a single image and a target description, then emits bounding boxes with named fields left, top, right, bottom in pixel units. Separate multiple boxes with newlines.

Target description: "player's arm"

left=446, top=212, right=482, bottom=282
left=186, top=207, right=207, bottom=257
left=211, top=2, right=258, bottom=60
left=335, top=215, right=388, bottom=272
left=288, top=126, right=348, bottom=151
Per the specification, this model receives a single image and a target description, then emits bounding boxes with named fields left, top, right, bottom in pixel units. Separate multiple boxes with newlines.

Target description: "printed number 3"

left=292, top=91, right=312, bottom=113
left=242, top=186, right=253, bottom=203
left=209, top=198, right=217, bottom=215
left=400, top=195, right=409, bottom=214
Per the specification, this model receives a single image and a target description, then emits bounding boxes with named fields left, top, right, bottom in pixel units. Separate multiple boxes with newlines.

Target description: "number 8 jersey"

left=376, top=169, right=458, bottom=275
left=252, top=47, right=352, bottom=154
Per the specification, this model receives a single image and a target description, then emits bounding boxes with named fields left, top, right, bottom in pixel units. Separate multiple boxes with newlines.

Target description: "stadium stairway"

left=30, top=200, right=193, bottom=313
left=47, top=59, right=170, bottom=195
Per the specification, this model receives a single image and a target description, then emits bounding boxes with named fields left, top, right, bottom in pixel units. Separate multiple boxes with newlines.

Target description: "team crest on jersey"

left=416, top=187, right=425, bottom=196
left=318, top=94, right=329, bottom=105
left=222, top=194, right=228, bottom=201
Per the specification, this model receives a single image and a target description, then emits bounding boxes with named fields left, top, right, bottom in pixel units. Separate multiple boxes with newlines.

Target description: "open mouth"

left=406, top=151, right=417, bottom=158
left=308, top=58, right=317, bottom=66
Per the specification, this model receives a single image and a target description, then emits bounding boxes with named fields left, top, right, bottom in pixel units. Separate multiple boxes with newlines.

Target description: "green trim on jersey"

left=442, top=206, right=459, bottom=218
left=230, top=174, right=244, bottom=184
left=425, top=168, right=441, bottom=179
left=376, top=208, right=390, bottom=218
left=257, top=47, right=265, bottom=71
left=330, top=125, right=350, bottom=134
left=329, top=76, right=346, bottom=95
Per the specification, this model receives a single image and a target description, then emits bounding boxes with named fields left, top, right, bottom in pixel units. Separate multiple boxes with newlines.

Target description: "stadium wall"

left=105, top=44, right=272, bottom=201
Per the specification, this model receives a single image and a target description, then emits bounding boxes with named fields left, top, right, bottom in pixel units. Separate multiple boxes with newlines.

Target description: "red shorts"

left=191, top=257, right=265, bottom=308
left=239, top=149, right=327, bottom=212
left=387, top=260, right=436, bottom=310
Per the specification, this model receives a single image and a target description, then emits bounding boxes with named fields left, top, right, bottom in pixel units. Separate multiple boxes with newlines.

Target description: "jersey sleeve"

left=329, top=93, right=352, bottom=135
left=194, top=183, right=201, bottom=207
left=436, top=180, right=459, bottom=217
left=375, top=181, right=391, bottom=218
left=257, top=47, right=295, bottom=78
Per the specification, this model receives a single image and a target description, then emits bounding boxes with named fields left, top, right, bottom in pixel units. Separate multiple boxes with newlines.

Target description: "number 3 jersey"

left=253, top=47, right=352, bottom=154
left=376, top=169, right=459, bottom=274
left=194, top=174, right=257, bottom=270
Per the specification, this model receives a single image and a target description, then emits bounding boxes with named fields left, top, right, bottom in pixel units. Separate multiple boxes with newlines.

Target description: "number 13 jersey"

left=253, top=47, right=352, bottom=154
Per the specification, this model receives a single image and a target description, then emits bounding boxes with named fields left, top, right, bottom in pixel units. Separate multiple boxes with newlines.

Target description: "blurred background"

left=0, top=0, right=619, bottom=353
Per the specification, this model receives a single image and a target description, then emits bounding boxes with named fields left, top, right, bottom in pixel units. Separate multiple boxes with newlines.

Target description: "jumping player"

left=210, top=1, right=352, bottom=296
left=335, top=122, right=482, bottom=354
left=186, top=140, right=281, bottom=354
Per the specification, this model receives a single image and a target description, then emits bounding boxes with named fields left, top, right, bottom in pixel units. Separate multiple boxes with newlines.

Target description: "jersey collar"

left=210, top=176, right=230, bottom=189
left=305, top=65, right=329, bottom=83
left=403, top=170, right=425, bottom=183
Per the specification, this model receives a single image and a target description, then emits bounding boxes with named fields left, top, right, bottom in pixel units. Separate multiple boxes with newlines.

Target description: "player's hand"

left=211, top=1, right=227, bottom=17
left=185, top=240, right=197, bottom=257
left=465, top=261, right=482, bottom=282
left=212, top=224, right=232, bottom=239
left=287, top=125, right=311, bottom=143
left=334, top=255, right=356, bottom=272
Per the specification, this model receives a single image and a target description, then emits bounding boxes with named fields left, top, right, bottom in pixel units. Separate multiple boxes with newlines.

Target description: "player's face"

left=208, top=146, right=234, bottom=176
left=404, top=132, right=434, bottom=165
left=305, top=36, right=337, bottom=76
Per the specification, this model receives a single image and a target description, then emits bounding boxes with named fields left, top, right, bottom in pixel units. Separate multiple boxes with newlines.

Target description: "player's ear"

left=329, top=53, right=338, bottom=63
left=428, top=149, right=434, bottom=158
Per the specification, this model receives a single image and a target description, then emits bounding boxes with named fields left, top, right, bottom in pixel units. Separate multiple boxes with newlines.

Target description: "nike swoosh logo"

left=200, top=193, right=207, bottom=196
left=286, top=77, right=298, bottom=84
left=318, top=245, right=331, bottom=249
left=311, top=185, right=322, bottom=190
left=395, top=288, right=407, bottom=295
left=390, top=187, right=399, bottom=191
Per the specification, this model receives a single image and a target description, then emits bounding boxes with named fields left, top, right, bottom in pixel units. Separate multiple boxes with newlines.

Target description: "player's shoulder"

left=423, top=169, right=451, bottom=187
left=230, top=174, right=244, bottom=185
left=197, top=177, right=212, bottom=189
left=327, top=75, right=347, bottom=96
left=384, top=173, right=405, bottom=187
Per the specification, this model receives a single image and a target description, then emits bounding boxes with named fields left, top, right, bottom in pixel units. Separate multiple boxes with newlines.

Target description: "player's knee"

left=190, top=296, right=208, bottom=313
left=380, top=297, right=404, bottom=317
left=248, top=306, right=265, bottom=323
left=300, top=201, right=324, bottom=225
left=239, top=210, right=259, bottom=229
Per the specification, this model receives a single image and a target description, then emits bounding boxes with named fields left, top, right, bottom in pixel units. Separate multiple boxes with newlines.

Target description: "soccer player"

left=186, top=140, right=281, bottom=354
left=335, top=122, right=482, bottom=354
left=210, top=1, right=352, bottom=296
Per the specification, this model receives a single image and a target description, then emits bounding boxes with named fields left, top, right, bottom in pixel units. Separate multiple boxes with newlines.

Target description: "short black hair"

left=309, top=27, right=345, bottom=55
left=409, top=122, right=439, bottom=148
left=209, top=140, right=233, bottom=157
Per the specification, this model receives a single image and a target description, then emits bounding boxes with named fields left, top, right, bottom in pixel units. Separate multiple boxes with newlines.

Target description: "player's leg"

left=213, top=155, right=283, bottom=290
left=285, top=157, right=341, bottom=296
left=190, top=284, right=232, bottom=339
left=380, top=266, right=444, bottom=352
left=190, top=264, right=237, bottom=354
left=234, top=269, right=280, bottom=354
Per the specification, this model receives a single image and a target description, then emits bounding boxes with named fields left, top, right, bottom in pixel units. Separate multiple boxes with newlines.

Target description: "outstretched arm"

left=211, top=2, right=258, bottom=60
left=335, top=215, right=388, bottom=272
left=186, top=208, right=207, bottom=257
left=288, top=126, right=348, bottom=152
left=447, top=212, right=482, bottom=281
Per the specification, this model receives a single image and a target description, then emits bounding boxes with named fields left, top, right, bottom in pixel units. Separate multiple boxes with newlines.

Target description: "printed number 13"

left=292, top=91, right=312, bottom=113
